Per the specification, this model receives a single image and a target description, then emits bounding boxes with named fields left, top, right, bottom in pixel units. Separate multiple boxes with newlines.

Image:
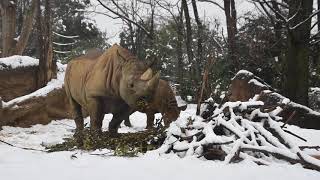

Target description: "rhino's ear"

left=146, top=55, right=157, bottom=69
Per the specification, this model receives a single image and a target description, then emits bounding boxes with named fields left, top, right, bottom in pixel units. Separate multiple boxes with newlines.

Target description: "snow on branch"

left=53, top=50, right=72, bottom=54
left=159, top=99, right=320, bottom=171
left=53, top=42, right=76, bottom=46
left=53, top=32, right=79, bottom=39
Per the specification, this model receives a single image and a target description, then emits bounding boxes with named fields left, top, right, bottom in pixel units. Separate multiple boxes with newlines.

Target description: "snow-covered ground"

left=1, top=105, right=320, bottom=180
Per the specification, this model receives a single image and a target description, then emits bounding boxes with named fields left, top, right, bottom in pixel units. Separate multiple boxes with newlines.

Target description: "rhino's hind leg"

left=69, top=99, right=84, bottom=145
left=87, top=98, right=104, bottom=134
left=70, top=99, right=84, bottom=132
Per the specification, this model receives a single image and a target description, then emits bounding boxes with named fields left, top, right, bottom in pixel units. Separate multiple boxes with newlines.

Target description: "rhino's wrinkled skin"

left=64, top=45, right=160, bottom=135
left=124, top=80, right=187, bottom=128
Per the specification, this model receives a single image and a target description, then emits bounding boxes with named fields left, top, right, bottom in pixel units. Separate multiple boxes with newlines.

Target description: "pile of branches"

left=48, top=128, right=166, bottom=156
left=159, top=98, right=320, bottom=171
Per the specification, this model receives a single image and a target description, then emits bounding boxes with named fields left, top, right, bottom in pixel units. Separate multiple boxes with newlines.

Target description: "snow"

left=53, top=42, right=76, bottom=46
left=166, top=44, right=173, bottom=49
left=176, top=96, right=187, bottom=106
left=53, top=31, right=79, bottom=39
left=1, top=104, right=320, bottom=179
left=248, top=79, right=266, bottom=88
left=1, top=107, right=320, bottom=179
left=0, top=55, right=38, bottom=70
left=235, top=69, right=253, bottom=77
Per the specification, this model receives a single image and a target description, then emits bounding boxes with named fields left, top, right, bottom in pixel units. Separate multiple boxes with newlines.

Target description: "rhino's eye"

left=129, top=83, right=134, bottom=88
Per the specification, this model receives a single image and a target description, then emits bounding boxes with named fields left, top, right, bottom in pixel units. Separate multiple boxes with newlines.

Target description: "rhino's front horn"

left=140, top=68, right=153, bottom=80
left=147, top=71, right=160, bottom=89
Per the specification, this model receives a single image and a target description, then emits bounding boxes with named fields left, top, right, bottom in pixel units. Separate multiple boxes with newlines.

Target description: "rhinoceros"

left=64, top=44, right=160, bottom=136
left=123, top=79, right=187, bottom=129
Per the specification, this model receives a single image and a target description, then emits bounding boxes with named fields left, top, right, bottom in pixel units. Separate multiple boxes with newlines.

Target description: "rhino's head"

left=118, top=53, right=160, bottom=109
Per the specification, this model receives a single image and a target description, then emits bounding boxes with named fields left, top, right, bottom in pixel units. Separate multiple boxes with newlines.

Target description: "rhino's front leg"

left=109, top=111, right=131, bottom=137
left=124, top=109, right=134, bottom=127
left=87, top=97, right=104, bottom=134
left=123, top=114, right=132, bottom=127
left=146, top=113, right=155, bottom=129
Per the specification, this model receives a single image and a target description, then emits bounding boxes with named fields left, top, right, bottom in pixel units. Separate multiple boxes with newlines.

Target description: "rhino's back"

left=64, top=57, right=97, bottom=107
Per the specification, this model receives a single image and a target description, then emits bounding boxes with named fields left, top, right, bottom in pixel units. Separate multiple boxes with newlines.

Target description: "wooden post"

left=196, top=56, right=215, bottom=115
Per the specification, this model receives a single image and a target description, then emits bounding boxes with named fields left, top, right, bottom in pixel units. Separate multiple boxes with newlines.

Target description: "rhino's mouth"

left=136, top=97, right=149, bottom=110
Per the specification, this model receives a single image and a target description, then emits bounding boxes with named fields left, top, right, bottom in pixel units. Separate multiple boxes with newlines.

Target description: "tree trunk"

left=14, top=0, right=38, bottom=55
left=0, top=12, right=2, bottom=56
left=37, top=0, right=56, bottom=88
left=318, top=0, right=320, bottom=33
left=285, top=0, right=313, bottom=105
left=191, top=0, right=203, bottom=84
left=181, top=0, right=194, bottom=68
left=224, top=0, right=237, bottom=71
left=45, top=0, right=55, bottom=81
left=1, top=0, right=16, bottom=57
left=176, top=5, right=184, bottom=90
left=196, top=57, right=214, bottom=115
left=271, top=0, right=283, bottom=56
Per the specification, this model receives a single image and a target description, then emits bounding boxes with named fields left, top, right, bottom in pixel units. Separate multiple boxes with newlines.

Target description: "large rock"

left=0, top=66, right=38, bottom=101
left=0, top=87, right=72, bottom=128
left=0, top=56, right=39, bottom=101
left=0, top=57, right=72, bottom=128
left=258, top=90, right=320, bottom=129
left=228, top=70, right=320, bottom=129
left=228, top=70, right=269, bottom=101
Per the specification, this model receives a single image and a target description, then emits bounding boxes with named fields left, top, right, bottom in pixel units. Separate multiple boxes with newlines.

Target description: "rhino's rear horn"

left=140, top=68, right=153, bottom=80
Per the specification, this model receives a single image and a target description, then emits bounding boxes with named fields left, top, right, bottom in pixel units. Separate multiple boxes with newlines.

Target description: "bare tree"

left=0, top=0, right=38, bottom=57
left=0, top=0, right=17, bottom=57
left=155, top=0, right=185, bottom=88
left=15, top=0, right=38, bottom=55
left=181, top=0, right=198, bottom=89
left=191, top=0, right=203, bottom=83
left=254, top=0, right=314, bottom=105
left=37, top=0, right=55, bottom=87
left=224, top=0, right=237, bottom=71
left=198, top=0, right=237, bottom=71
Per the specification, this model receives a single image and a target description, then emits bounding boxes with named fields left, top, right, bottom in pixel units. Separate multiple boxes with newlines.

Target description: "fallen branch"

left=0, top=139, right=47, bottom=152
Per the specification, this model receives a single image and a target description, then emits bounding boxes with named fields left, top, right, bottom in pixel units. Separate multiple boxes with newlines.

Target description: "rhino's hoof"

left=73, top=132, right=84, bottom=147
left=124, top=121, right=132, bottom=127
left=109, top=129, right=120, bottom=138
